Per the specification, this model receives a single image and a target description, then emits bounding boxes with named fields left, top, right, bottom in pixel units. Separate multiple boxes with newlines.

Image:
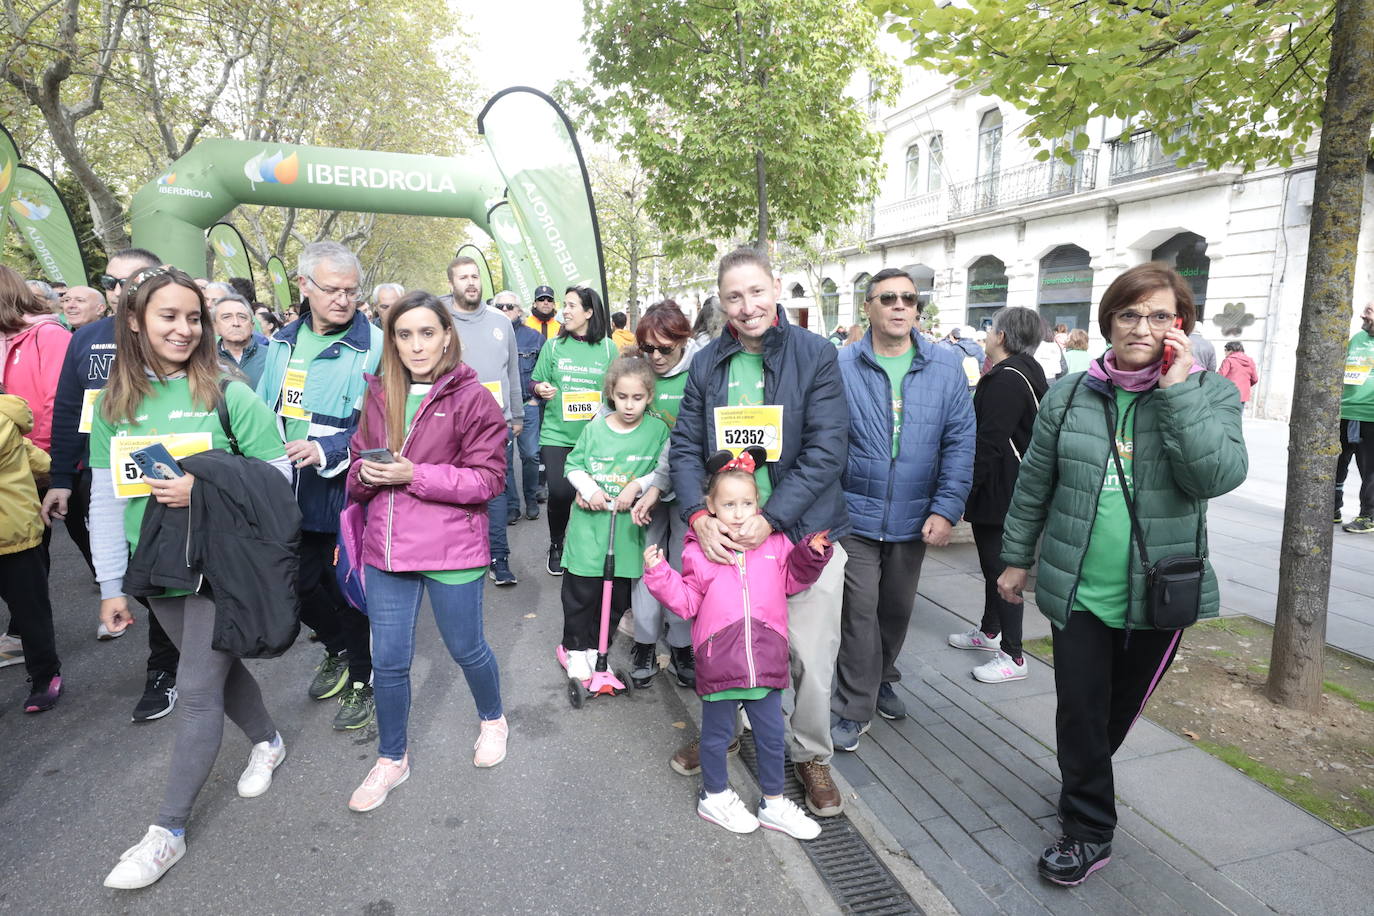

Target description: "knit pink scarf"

left=1088, top=350, right=1204, bottom=392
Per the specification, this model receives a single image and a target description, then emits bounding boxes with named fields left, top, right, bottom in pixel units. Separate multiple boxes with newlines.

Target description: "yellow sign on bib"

left=109, top=433, right=214, bottom=499
left=1344, top=361, right=1372, bottom=386
left=78, top=388, right=101, bottom=435
left=481, top=380, right=505, bottom=409
left=279, top=368, right=308, bottom=420
left=561, top=389, right=601, bottom=422
left=714, top=405, right=784, bottom=462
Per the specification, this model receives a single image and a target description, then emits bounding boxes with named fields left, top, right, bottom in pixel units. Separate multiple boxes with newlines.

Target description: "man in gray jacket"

left=443, top=255, right=521, bottom=586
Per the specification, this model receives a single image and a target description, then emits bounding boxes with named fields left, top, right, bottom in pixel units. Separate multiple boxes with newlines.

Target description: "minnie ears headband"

left=705, top=446, right=767, bottom=476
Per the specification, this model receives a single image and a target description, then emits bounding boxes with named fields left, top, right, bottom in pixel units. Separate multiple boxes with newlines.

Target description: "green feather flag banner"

left=207, top=222, right=254, bottom=287
left=267, top=255, right=292, bottom=311
left=9, top=165, right=87, bottom=286
left=455, top=242, right=494, bottom=301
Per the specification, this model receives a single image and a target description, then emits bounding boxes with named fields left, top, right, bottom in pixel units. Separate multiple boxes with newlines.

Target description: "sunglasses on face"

left=496, top=303, right=518, bottom=311
left=640, top=344, right=680, bottom=356
left=867, top=291, right=919, bottom=307
left=534, top=296, right=554, bottom=303
left=98, top=274, right=126, bottom=291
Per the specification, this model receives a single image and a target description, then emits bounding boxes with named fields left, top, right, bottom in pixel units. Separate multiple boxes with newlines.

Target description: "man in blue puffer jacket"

left=831, top=267, right=975, bottom=752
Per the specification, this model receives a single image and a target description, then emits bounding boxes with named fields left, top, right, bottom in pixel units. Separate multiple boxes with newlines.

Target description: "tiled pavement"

left=831, top=417, right=1374, bottom=914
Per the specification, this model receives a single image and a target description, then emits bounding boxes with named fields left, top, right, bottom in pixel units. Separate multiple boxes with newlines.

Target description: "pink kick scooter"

left=556, top=510, right=631, bottom=708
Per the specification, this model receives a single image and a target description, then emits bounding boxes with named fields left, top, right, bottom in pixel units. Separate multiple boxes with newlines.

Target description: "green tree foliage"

left=875, top=0, right=1374, bottom=712
left=568, top=0, right=898, bottom=258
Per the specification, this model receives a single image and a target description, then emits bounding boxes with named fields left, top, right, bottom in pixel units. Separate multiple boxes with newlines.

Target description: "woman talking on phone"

left=345, top=291, right=509, bottom=812
left=997, top=263, right=1245, bottom=887
left=88, top=267, right=291, bottom=890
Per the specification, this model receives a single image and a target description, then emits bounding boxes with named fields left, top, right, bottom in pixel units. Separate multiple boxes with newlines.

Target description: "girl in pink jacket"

left=644, top=446, right=831, bottom=840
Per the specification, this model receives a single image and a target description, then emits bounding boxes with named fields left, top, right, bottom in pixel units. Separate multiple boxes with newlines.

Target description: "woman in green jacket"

left=997, top=262, right=1246, bottom=887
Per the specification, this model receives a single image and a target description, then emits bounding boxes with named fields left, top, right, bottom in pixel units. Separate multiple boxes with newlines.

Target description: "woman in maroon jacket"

left=345, top=292, right=509, bottom=812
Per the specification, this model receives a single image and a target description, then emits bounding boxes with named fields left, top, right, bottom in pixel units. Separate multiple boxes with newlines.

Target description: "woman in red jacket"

left=345, top=291, right=509, bottom=812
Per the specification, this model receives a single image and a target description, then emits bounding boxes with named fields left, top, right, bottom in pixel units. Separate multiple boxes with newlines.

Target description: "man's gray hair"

left=210, top=292, right=252, bottom=317
left=298, top=241, right=362, bottom=283
left=204, top=281, right=235, bottom=299
left=492, top=289, right=518, bottom=304
left=372, top=282, right=405, bottom=303
left=27, top=279, right=58, bottom=305
left=990, top=306, right=1043, bottom=356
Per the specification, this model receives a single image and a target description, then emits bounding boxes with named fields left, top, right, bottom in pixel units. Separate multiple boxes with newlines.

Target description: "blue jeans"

left=506, top=401, right=542, bottom=512
left=488, top=429, right=513, bottom=561
left=365, top=566, right=503, bottom=760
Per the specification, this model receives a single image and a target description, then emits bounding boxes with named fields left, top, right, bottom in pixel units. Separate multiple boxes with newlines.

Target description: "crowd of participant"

left=6, top=235, right=1374, bottom=893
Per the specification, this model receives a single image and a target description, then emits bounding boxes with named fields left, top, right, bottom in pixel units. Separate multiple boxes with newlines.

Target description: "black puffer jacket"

left=125, top=449, right=302, bottom=658
left=964, top=352, right=1048, bottom=525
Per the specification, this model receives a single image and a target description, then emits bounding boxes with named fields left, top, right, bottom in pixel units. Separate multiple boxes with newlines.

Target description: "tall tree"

left=588, top=151, right=663, bottom=323
left=874, top=0, right=1374, bottom=711
left=568, top=0, right=898, bottom=257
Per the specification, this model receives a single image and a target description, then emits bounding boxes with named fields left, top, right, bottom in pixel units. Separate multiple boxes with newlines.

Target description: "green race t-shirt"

left=400, top=383, right=484, bottom=585
left=703, top=686, right=774, bottom=702
left=1340, top=331, right=1374, bottom=422
left=1071, top=387, right=1138, bottom=629
left=727, top=351, right=772, bottom=505
left=874, top=349, right=915, bottom=459
left=561, top=414, right=670, bottom=578
left=280, top=323, right=347, bottom=441
left=651, top=370, right=689, bottom=429
left=531, top=336, right=617, bottom=447
left=89, top=378, right=287, bottom=553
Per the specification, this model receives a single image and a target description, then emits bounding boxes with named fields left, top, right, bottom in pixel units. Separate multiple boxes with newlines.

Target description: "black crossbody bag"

left=1107, top=405, right=1203, bottom=630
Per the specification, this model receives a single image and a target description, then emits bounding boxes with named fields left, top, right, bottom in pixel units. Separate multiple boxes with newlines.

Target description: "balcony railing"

left=874, top=190, right=947, bottom=237
left=1107, top=131, right=1186, bottom=184
left=947, top=150, right=1099, bottom=220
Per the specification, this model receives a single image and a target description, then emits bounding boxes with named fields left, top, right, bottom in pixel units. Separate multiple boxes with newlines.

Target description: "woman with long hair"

left=89, top=266, right=291, bottom=890
left=0, top=264, right=71, bottom=455
left=345, top=291, right=509, bottom=812
left=529, top=286, right=615, bottom=576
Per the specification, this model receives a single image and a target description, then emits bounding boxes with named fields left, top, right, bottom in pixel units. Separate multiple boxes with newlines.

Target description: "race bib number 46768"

left=714, top=405, right=784, bottom=462
left=561, top=389, right=601, bottom=422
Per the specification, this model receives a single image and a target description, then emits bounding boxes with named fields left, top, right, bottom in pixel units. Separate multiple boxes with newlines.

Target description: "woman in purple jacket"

left=345, top=292, right=509, bottom=812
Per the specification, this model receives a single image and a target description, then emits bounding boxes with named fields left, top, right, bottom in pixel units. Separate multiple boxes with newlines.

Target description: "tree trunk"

left=627, top=233, right=640, bottom=327
left=32, top=96, right=129, bottom=252
left=1266, top=0, right=1374, bottom=711
left=755, top=148, right=769, bottom=251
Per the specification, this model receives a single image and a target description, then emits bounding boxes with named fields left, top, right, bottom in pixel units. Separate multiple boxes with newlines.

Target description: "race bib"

left=1344, top=361, right=1372, bottom=386
left=279, top=368, right=308, bottom=420
left=77, top=389, right=101, bottom=435
left=961, top=356, right=981, bottom=387
left=561, top=389, right=600, bottom=422
left=109, top=433, right=214, bottom=499
left=482, top=380, right=504, bottom=408
left=714, top=405, right=784, bottom=462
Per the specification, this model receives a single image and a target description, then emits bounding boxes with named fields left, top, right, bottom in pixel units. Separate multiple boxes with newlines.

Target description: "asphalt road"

left=0, top=516, right=821, bottom=914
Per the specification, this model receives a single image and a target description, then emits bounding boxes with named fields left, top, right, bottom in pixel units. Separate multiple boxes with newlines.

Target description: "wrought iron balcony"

left=947, top=151, right=1099, bottom=220
left=1107, top=131, right=1187, bottom=184
left=874, top=190, right=947, bottom=237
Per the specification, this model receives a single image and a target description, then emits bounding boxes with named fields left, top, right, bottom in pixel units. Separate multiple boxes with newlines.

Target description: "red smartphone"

left=1161, top=317, right=1184, bottom=372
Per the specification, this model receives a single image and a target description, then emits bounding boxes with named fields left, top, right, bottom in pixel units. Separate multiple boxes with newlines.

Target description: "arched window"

left=852, top=273, right=872, bottom=323
left=966, top=256, right=1008, bottom=329
left=927, top=135, right=944, bottom=192
left=1038, top=244, right=1093, bottom=331
left=901, top=263, right=936, bottom=311
left=789, top=282, right=805, bottom=300
left=905, top=144, right=921, bottom=198
left=1151, top=232, right=1210, bottom=318
left=820, top=278, right=839, bottom=334
left=977, top=110, right=1002, bottom=180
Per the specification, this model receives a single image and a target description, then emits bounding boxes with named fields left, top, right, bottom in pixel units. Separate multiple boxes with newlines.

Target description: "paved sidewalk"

left=832, top=417, right=1374, bottom=914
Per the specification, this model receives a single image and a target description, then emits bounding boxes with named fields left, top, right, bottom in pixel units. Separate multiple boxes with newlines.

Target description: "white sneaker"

left=949, top=628, right=1001, bottom=652
left=0, top=633, right=23, bottom=668
left=697, top=787, right=759, bottom=834
left=95, top=622, right=126, bottom=641
left=972, top=651, right=1029, bottom=684
left=237, top=734, right=286, bottom=798
left=566, top=648, right=592, bottom=682
left=616, top=610, right=636, bottom=638
left=758, top=795, right=822, bottom=840
left=103, top=825, right=186, bottom=889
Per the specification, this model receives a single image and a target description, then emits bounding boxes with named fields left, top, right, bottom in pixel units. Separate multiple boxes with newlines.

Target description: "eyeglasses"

left=305, top=275, right=362, bottom=303
left=495, top=303, right=518, bottom=311
left=867, top=291, right=920, bottom=307
left=640, top=344, right=679, bottom=356
left=99, top=274, right=127, bottom=291
left=1113, top=310, right=1178, bottom=330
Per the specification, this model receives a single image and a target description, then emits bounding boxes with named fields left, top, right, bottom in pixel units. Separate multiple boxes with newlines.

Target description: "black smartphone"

left=130, top=443, right=185, bottom=480
left=359, top=447, right=397, bottom=464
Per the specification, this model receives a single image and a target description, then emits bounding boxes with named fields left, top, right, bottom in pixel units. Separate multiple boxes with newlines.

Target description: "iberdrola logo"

left=156, top=170, right=212, bottom=199
left=213, top=237, right=237, bottom=258
left=158, top=172, right=176, bottom=185
left=244, top=150, right=299, bottom=190
left=271, top=269, right=284, bottom=285
left=0, top=158, right=12, bottom=195
left=9, top=193, right=50, bottom=221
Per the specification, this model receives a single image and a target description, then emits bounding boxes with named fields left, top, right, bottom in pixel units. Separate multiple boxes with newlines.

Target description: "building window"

left=966, top=256, right=1008, bottom=329
left=852, top=273, right=872, bottom=325
left=977, top=109, right=1002, bottom=180
left=1038, top=244, right=1093, bottom=331
left=901, top=264, right=937, bottom=312
left=1151, top=232, right=1210, bottom=318
left=820, top=278, right=839, bottom=334
left=927, top=135, right=944, bottom=192
left=905, top=144, right=921, bottom=198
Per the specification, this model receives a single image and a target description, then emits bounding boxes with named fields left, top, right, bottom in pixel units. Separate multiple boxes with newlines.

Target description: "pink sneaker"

left=474, top=715, right=509, bottom=768
left=348, top=754, right=410, bottom=812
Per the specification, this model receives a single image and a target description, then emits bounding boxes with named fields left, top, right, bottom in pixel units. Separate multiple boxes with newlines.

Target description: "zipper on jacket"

left=738, top=551, right=757, bottom=687
left=383, top=375, right=452, bottom=569
left=1064, top=394, right=1112, bottom=618
left=186, top=485, right=204, bottom=593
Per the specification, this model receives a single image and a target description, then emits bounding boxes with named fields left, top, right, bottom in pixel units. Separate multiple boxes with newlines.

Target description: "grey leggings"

left=149, top=594, right=276, bottom=831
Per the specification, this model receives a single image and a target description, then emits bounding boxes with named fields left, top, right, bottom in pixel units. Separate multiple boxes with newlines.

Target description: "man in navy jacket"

left=831, top=268, right=974, bottom=751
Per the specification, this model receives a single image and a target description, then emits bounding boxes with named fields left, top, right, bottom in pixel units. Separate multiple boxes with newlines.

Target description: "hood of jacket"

left=660, top=336, right=702, bottom=379
left=0, top=393, right=34, bottom=434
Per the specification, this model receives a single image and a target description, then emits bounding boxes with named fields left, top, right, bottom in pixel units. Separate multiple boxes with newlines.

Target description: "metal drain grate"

left=737, top=735, right=924, bottom=915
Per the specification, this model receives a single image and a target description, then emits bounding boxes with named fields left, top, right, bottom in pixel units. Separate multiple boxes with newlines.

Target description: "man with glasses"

left=497, top=292, right=547, bottom=523
left=441, top=260, right=521, bottom=587
left=525, top=285, right=561, bottom=339
left=257, top=241, right=382, bottom=731
left=42, top=248, right=184, bottom=723
left=830, top=267, right=974, bottom=753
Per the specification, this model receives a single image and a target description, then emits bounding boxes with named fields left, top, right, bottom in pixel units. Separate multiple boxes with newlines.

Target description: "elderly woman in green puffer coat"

left=995, top=262, right=1247, bottom=888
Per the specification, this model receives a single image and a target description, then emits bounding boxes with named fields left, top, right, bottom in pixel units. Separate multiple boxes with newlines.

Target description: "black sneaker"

left=507, top=514, right=518, bottom=526
left=547, top=543, right=564, bottom=576
left=535, top=486, right=548, bottom=503
left=876, top=682, right=907, bottom=720
left=525, top=505, right=540, bottom=521
left=669, top=644, right=695, bottom=688
left=630, top=642, right=658, bottom=688
left=1038, top=835, right=1112, bottom=886
left=132, top=670, right=178, bottom=722
left=490, top=557, right=518, bottom=587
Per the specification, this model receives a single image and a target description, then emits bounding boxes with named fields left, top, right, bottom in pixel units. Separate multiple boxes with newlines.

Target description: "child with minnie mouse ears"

left=644, top=446, right=832, bottom=839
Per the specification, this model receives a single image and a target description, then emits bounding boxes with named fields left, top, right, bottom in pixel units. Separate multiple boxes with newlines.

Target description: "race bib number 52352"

left=714, top=405, right=784, bottom=462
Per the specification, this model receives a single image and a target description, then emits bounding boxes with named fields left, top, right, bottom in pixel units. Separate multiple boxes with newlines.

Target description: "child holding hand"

left=643, top=446, right=831, bottom=839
